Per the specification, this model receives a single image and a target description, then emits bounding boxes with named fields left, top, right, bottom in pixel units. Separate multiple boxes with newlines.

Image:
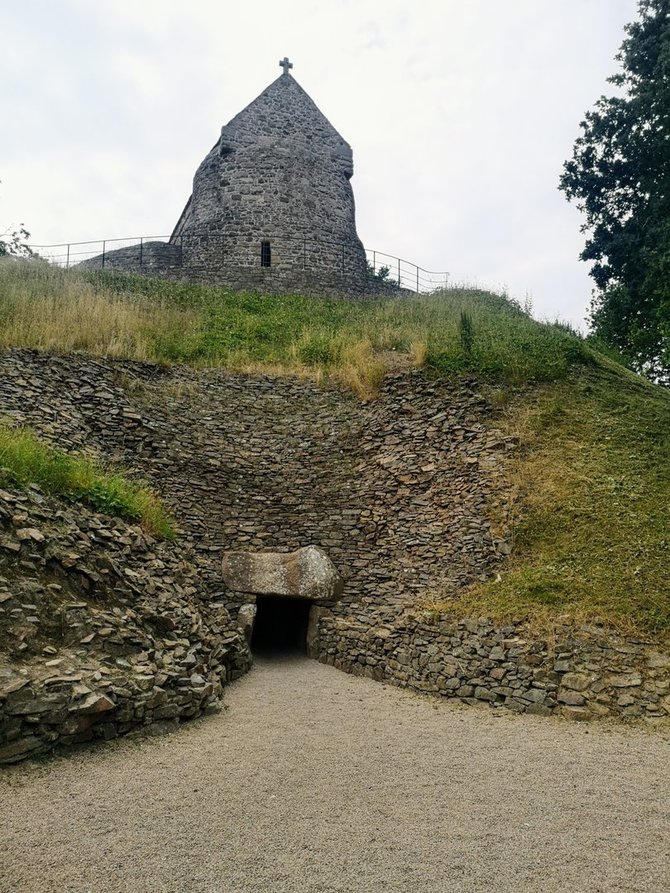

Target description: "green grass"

left=0, top=261, right=594, bottom=395
left=0, top=424, right=174, bottom=538
left=452, top=363, right=670, bottom=637
left=2, top=261, right=667, bottom=635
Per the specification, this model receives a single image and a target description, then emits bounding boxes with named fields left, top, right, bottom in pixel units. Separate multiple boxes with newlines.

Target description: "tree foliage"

left=559, top=0, right=670, bottom=383
left=366, top=260, right=398, bottom=288
left=0, top=223, right=33, bottom=259
left=0, top=181, right=33, bottom=259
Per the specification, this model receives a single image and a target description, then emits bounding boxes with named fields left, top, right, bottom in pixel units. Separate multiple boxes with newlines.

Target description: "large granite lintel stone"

left=222, top=546, right=343, bottom=601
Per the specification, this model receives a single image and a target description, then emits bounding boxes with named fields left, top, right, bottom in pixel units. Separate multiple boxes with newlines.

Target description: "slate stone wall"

left=0, top=483, right=250, bottom=764
left=78, top=235, right=371, bottom=299
left=0, top=349, right=667, bottom=762
left=313, top=612, right=670, bottom=722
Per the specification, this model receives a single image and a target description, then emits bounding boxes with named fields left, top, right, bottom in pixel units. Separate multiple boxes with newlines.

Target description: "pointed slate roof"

left=171, top=68, right=355, bottom=239
left=216, top=70, right=353, bottom=163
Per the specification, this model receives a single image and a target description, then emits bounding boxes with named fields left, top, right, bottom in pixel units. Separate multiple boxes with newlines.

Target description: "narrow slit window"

left=260, top=241, right=271, bottom=267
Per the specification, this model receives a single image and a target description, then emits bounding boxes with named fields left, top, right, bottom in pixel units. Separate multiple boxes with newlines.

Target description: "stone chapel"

left=82, top=59, right=369, bottom=296
left=171, top=58, right=368, bottom=294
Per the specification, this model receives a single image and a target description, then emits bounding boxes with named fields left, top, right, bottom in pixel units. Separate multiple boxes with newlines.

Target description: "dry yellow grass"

left=409, top=339, right=428, bottom=368
left=0, top=261, right=197, bottom=359
left=336, top=339, right=386, bottom=399
left=0, top=260, right=590, bottom=398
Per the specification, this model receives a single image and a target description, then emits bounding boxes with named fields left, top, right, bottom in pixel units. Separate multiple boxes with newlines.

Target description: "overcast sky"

left=2, top=0, right=638, bottom=326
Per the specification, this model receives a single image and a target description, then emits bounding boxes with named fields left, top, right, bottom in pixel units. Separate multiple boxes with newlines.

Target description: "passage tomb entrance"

left=222, top=546, right=344, bottom=657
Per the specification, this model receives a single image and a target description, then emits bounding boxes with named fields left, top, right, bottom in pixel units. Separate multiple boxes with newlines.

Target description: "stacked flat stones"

left=0, top=348, right=668, bottom=764
left=0, top=483, right=250, bottom=764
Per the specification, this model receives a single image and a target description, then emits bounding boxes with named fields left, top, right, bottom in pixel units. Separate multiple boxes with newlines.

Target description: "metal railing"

left=26, top=233, right=450, bottom=295
left=27, top=235, right=176, bottom=270
left=366, top=248, right=450, bottom=293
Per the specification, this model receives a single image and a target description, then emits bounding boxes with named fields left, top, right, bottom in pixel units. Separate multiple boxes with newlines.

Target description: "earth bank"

left=0, top=349, right=668, bottom=763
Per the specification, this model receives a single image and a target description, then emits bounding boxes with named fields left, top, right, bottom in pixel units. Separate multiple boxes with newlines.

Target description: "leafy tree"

left=559, top=0, right=670, bottom=384
left=0, top=223, right=33, bottom=258
left=366, top=260, right=398, bottom=288
left=0, top=181, right=33, bottom=258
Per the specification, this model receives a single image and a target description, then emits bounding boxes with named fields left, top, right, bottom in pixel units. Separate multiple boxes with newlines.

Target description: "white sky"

left=1, top=0, right=637, bottom=327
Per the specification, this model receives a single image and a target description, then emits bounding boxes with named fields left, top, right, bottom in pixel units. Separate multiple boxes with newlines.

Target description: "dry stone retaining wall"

left=0, top=349, right=668, bottom=762
left=0, top=350, right=512, bottom=621
left=0, top=484, right=250, bottom=764
left=314, top=611, right=670, bottom=721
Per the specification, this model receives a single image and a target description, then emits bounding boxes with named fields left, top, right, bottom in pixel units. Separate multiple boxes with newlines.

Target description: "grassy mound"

left=0, top=424, right=174, bottom=538
left=2, top=260, right=666, bottom=635
left=0, top=261, right=592, bottom=396
left=452, top=363, right=670, bottom=636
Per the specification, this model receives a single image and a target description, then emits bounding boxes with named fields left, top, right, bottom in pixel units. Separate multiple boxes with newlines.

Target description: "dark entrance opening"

left=251, top=596, right=311, bottom=655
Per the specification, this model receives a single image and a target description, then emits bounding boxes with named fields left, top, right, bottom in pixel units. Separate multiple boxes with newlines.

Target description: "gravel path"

left=1, top=657, right=668, bottom=893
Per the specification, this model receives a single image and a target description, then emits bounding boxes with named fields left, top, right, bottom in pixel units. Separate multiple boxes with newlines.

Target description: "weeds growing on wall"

left=0, top=423, right=174, bottom=538
left=0, top=260, right=594, bottom=396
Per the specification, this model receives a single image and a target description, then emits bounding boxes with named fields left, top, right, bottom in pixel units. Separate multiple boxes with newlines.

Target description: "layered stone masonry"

left=170, top=72, right=368, bottom=295
left=0, top=348, right=667, bottom=764
left=0, top=484, right=250, bottom=764
left=0, top=350, right=512, bottom=617
left=313, top=611, right=670, bottom=721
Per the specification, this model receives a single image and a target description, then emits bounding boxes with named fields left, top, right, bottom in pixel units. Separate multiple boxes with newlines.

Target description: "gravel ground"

left=1, top=657, right=668, bottom=893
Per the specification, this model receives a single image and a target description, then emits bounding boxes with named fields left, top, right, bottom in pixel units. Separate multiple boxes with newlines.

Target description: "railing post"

left=66, top=244, right=70, bottom=269
left=397, top=257, right=401, bottom=289
left=139, top=237, right=143, bottom=267
left=416, top=266, right=419, bottom=294
left=373, top=250, right=376, bottom=274
left=101, top=241, right=106, bottom=269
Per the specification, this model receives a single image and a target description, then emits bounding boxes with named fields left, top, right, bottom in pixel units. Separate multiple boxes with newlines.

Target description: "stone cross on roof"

left=279, top=56, right=293, bottom=75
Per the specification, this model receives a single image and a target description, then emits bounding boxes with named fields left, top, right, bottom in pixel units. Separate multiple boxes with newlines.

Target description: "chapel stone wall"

left=170, top=71, right=369, bottom=294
